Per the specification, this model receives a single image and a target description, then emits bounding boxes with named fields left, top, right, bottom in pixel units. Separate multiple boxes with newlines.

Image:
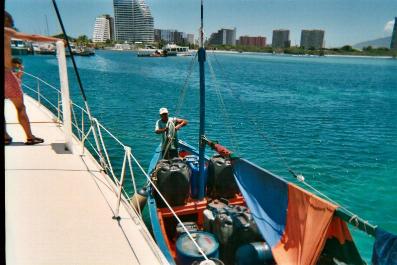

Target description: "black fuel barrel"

left=207, top=155, right=239, bottom=199
left=235, top=242, right=274, bottom=265
left=152, top=158, right=191, bottom=207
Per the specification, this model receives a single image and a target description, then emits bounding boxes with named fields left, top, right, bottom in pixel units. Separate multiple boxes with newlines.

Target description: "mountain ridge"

left=353, top=36, right=391, bottom=49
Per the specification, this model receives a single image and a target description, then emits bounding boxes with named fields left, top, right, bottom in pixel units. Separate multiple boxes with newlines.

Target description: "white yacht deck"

left=5, top=95, right=168, bottom=265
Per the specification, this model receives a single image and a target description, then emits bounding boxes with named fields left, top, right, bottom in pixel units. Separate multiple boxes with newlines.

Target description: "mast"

left=198, top=0, right=206, bottom=200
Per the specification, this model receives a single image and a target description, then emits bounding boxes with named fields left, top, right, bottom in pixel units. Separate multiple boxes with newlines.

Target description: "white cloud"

left=384, top=20, right=395, bottom=33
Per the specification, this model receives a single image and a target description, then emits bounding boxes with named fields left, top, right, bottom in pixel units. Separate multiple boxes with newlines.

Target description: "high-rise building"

left=154, top=29, right=194, bottom=45
left=186, top=34, right=195, bottom=45
left=272, top=30, right=290, bottom=49
left=300, top=29, right=325, bottom=49
left=113, top=0, right=134, bottom=42
left=239, top=36, right=266, bottom=47
left=391, top=17, right=397, bottom=50
left=132, top=0, right=154, bottom=43
left=113, top=0, right=153, bottom=43
left=208, top=28, right=237, bottom=46
left=92, top=15, right=114, bottom=43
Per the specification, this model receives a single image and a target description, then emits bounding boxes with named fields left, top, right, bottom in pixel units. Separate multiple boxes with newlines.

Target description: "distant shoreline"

left=96, top=48, right=396, bottom=59
left=204, top=49, right=396, bottom=59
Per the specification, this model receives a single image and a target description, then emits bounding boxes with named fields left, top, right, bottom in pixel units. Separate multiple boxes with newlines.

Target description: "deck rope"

left=128, top=152, right=210, bottom=261
left=161, top=119, right=176, bottom=159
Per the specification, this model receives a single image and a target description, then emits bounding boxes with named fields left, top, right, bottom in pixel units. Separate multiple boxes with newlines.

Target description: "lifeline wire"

left=209, top=51, right=376, bottom=233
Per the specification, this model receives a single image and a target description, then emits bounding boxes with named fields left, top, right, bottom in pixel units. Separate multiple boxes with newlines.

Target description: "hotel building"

left=113, top=0, right=153, bottom=43
left=154, top=29, right=194, bottom=45
left=300, top=29, right=325, bottom=49
left=239, top=36, right=266, bottom=47
left=208, top=28, right=237, bottom=46
left=92, top=15, right=114, bottom=43
left=272, top=29, right=290, bottom=49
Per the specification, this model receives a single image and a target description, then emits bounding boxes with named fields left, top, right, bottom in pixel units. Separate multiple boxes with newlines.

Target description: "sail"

left=233, top=158, right=364, bottom=265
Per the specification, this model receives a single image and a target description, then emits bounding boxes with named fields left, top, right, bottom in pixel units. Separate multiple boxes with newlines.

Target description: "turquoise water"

left=20, top=51, right=397, bottom=262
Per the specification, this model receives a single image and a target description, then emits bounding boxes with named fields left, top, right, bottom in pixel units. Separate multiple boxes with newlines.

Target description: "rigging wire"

left=52, top=0, right=87, bottom=102
left=209, top=50, right=298, bottom=177
left=175, top=52, right=198, bottom=117
left=208, top=51, right=375, bottom=230
left=206, top=57, right=240, bottom=153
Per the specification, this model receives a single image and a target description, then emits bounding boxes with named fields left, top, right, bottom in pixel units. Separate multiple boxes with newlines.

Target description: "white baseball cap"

left=159, top=107, right=169, bottom=115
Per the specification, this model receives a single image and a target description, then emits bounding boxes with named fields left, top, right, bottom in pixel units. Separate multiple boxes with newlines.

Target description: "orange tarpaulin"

left=272, top=184, right=338, bottom=265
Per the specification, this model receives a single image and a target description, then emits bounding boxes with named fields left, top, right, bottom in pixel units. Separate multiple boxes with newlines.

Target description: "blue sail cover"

left=372, top=228, right=397, bottom=265
left=233, top=158, right=364, bottom=265
left=233, top=158, right=288, bottom=248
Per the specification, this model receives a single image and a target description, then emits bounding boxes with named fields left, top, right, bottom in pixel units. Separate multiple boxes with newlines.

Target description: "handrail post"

left=57, top=93, right=61, bottom=124
left=113, top=148, right=128, bottom=220
left=37, top=80, right=41, bottom=105
left=56, top=41, right=73, bottom=153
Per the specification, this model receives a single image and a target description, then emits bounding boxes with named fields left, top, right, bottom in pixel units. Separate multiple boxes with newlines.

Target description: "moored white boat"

left=162, top=43, right=195, bottom=56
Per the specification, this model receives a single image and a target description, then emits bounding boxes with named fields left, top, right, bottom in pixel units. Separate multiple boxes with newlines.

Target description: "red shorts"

left=4, top=69, right=23, bottom=99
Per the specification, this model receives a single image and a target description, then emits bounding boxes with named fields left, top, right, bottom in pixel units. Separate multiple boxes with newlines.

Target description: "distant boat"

left=75, top=46, right=95, bottom=56
left=11, top=38, right=34, bottom=55
left=137, top=49, right=168, bottom=57
left=162, top=43, right=194, bottom=56
left=32, top=42, right=56, bottom=55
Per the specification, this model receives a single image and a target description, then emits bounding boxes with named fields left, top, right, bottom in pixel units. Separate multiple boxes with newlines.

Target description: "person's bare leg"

left=9, top=97, right=34, bottom=140
left=4, top=122, right=12, bottom=143
left=4, top=131, right=11, bottom=139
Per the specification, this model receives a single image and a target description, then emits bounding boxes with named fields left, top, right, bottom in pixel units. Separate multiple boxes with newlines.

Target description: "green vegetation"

left=75, top=35, right=90, bottom=46
left=51, top=33, right=74, bottom=42
left=206, top=44, right=397, bottom=57
left=207, top=44, right=273, bottom=53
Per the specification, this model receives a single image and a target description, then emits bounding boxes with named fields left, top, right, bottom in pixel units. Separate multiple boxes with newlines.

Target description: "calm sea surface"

left=19, top=50, right=397, bottom=262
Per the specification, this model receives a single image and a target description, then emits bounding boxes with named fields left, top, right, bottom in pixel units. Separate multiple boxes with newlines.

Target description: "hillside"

left=353, top=36, right=391, bottom=49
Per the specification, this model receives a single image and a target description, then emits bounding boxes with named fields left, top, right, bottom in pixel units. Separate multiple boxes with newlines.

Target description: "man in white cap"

left=155, top=107, right=188, bottom=159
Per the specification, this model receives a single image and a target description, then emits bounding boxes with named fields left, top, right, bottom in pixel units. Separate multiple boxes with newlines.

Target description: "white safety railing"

left=22, top=72, right=140, bottom=217
left=21, top=70, right=211, bottom=262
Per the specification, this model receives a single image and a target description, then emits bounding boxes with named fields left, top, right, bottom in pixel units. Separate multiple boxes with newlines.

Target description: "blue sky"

left=5, top=0, right=397, bottom=47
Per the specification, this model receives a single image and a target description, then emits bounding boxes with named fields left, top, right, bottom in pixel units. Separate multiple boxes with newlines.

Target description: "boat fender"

left=129, top=185, right=149, bottom=212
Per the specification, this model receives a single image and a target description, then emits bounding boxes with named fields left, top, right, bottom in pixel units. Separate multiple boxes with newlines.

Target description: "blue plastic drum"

left=176, top=231, right=219, bottom=265
left=185, top=155, right=207, bottom=199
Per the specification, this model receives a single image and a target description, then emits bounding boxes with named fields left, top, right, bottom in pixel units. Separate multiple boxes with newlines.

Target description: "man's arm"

left=175, top=118, right=188, bottom=131
left=155, top=121, right=168, bottom=134
left=155, top=127, right=168, bottom=134
left=6, top=27, right=61, bottom=43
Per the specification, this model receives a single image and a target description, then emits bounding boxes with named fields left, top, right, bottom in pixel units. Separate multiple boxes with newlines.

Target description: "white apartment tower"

left=113, top=0, right=154, bottom=43
left=92, top=15, right=114, bottom=43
